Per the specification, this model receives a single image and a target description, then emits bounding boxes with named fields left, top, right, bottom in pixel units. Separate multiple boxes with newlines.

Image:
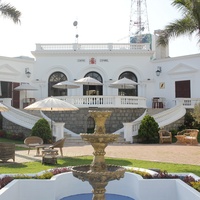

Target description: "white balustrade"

left=175, top=98, right=200, bottom=108
left=57, top=96, right=146, bottom=108
left=36, top=43, right=151, bottom=51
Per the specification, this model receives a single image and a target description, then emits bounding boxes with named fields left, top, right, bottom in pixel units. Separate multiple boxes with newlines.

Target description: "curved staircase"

left=1, top=103, right=186, bottom=144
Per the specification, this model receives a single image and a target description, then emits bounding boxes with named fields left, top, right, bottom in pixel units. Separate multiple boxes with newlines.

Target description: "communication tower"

left=129, top=0, right=150, bottom=43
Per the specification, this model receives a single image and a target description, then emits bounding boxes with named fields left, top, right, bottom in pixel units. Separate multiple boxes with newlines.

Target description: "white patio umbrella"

left=24, top=96, right=78, bottom=111
left=75, top=77, right=102, bottom=85
left=53, top=80, right=80, bottom=89
left=14, top=83, right=38, bottom=99
left=75, top=76, right=102, bottom=95
left=0, top=103, right=8, bottom=112
left=24, top=96, right=79, bottom=140
left=109, top=77, right=139, bottom=89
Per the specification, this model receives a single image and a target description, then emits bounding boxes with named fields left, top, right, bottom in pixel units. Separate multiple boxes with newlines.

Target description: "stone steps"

left=146, top=108, right=167, bottom=116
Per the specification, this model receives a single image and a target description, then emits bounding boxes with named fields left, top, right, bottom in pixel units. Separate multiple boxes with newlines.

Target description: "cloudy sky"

left=0, top=0, right=199, bottom=58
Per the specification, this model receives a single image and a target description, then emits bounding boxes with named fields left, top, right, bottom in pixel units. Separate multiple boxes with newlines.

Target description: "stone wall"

left=2, top=108, right=191, bottom=137
left=3, top=118, right=31, bottom=137
left=44, top=108, right=146, bottom=134
left=2, top=108, right=145, bottom=136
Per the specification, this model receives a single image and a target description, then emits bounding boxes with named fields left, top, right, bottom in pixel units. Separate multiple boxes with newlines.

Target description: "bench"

left=24, top=136, right=44, bottom=154
left=176, top=129, right=199, bottom=145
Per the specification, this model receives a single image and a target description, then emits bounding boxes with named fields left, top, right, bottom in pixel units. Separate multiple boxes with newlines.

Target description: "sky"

left=0, top=0, right=199, bottom=58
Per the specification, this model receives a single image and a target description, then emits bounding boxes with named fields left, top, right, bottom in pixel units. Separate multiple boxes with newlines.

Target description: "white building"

left=0, top=33, right=199, bottom=140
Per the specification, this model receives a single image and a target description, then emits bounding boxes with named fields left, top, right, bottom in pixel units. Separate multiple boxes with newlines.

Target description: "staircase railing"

left=1, top=104, right=41, bottom=129
left=153, top=104, right=186, bottom=127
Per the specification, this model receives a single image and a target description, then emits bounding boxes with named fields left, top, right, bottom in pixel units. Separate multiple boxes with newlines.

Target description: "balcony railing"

left=35, top=43, right=151, bottom=51
left=175, top=98, right=200, bottom=108
left=56, top=96, right=147, bottom=108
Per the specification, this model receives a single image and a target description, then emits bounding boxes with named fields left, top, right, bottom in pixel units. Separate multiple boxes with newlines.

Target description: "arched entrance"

left=84, top=72, right=103, bottom=95
left=48, top=72, right=67, bottom=96
left=119, top=71, right=138, bottom=96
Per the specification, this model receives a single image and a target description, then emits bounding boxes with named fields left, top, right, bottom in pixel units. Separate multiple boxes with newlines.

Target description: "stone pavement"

left=11, top=143, right=200, bottom=166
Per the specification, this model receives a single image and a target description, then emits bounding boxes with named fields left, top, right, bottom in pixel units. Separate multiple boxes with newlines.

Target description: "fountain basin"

left=1, top=171, right=200, bottom=200
left=72, top=164, right=125, bottom=182
left=60, top=193, right=134, bottom=200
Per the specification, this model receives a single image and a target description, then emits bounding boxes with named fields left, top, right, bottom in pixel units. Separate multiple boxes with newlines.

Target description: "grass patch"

left=0, top=137, right=28, bottom=150
left=0, top=137, right=23, bottom=144
left=0, top=156, right=200, bottom=176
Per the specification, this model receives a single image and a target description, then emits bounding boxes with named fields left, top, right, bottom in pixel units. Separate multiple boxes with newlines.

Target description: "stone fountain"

left=72, top=110, right=125, bottom=200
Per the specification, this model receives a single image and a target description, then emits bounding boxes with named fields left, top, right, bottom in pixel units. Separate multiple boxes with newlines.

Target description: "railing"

left=175, top=98, right=200, bottom=108
left=35, top=43, right=151, bottom=51
left=1, top=103, right=41, bottom=129
left=56, top=96, right=147, bottom=108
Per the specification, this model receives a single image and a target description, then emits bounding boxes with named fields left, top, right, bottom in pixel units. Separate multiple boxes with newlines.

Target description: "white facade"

left=0, top=36, right=199, bottom=110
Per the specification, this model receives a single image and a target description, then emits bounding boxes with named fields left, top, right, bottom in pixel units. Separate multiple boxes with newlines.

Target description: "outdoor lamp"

left=156, top=66, right=162, bottom=76
left=25, top=68, right=31, bottom=78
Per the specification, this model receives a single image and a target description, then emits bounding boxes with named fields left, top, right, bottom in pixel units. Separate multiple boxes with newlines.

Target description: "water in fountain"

left=72, top=110, right=126, bottom=200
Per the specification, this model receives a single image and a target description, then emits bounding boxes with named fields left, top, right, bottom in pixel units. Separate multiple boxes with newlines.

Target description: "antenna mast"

left=73, top=20, right=79, bottom=43
left=129, top=0, right=149, bottom=42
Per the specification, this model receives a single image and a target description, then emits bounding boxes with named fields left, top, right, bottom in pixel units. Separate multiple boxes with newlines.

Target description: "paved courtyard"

left=13, top=143, right=200, bottom=166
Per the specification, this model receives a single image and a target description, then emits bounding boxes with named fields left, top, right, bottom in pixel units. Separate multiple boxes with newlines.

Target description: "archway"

left=87, top=116, right=95, bottom=133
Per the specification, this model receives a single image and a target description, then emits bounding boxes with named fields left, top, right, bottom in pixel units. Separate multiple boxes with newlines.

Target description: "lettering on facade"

left=77, top=59, right=85, bottom=62
left=100, top=59, right=109, bottom=62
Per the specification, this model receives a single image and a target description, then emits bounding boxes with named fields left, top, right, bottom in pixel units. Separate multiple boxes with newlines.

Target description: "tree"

left=191, top=102, right=200, bottom=123
left=0, top=1, right=21, bottom=24
left=138, top=115, right=159, bottom=143
left=157, top=0, right=200, bottom=47
left=31, top=118, right=51, bottom=143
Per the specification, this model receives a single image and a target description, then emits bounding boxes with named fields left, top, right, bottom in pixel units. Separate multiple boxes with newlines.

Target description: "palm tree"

left=157, top=0, right=200, bottom=47
left=0, top=0, right=21, bottom=24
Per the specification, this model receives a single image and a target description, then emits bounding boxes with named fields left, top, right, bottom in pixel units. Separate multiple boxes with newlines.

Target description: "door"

left=175, top=80, right=190, bottom=98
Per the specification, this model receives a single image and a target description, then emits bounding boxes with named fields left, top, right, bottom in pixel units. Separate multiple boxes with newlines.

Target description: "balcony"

left=56, top=96, right=147, bottom=108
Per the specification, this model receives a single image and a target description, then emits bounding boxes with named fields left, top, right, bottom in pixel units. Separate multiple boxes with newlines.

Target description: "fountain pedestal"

left=72, top=111, right=125, bottom=200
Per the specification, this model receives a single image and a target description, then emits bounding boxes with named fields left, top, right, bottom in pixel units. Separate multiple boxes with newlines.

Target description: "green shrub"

left=192, top=102, right=200, bottom=124
left=31, top=118, right=51, bottom=143
left=138, top=115, right=159, bottom=143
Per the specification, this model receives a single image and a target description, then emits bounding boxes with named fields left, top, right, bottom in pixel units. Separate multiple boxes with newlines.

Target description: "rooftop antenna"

left=73, top=20, right=79, bottom=43
left=129, top=0, right=149, bottom=43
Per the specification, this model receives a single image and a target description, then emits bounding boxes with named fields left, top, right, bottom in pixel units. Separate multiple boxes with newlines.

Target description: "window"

left=175, top=80, right=190, bottom=98
left=48, top=72, right=67, bottom=96
left=84, top=72, right=103, bottom=95
left=119, top=71, right=138, bottom=96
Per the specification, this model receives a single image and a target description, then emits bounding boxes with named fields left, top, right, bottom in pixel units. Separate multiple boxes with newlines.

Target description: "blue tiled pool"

left=60, top=193, right=134, bottom=200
